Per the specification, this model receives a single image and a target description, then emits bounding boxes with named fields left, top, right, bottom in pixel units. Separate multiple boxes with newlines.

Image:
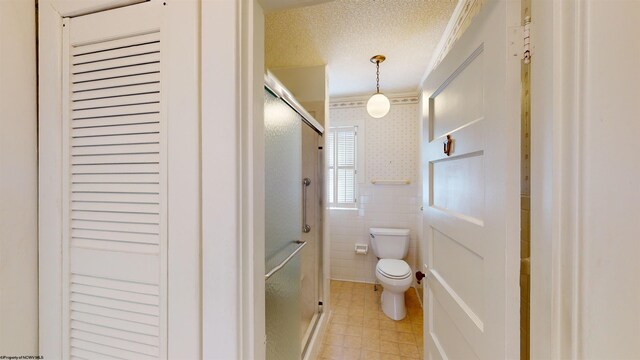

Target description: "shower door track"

left=301, top=309, right=323, bottom=358
left=264, top=72, right=324, bottom=136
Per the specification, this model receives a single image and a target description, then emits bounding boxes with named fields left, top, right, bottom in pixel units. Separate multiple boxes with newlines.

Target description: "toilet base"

left=381, top=289, right=406, bottom=320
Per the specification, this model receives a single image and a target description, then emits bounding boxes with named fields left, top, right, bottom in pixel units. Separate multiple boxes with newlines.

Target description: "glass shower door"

left=264, top=90, right=302, bottom=360
left=300, top=124, right=321, bottom=353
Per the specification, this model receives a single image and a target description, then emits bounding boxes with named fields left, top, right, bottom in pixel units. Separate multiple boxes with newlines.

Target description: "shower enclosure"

left=264, top=74, right=324, bottom=360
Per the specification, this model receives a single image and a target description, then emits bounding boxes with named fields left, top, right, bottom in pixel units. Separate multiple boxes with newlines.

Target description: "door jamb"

left=530, top=0, right=583, bottom=358
left=38, top=1, right=64, bottom=356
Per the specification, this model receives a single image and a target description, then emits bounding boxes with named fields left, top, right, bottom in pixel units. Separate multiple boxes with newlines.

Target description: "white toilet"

left=369, top=227, right=413, bottom=320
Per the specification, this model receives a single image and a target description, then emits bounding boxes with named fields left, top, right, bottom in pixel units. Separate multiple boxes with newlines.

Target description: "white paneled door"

left=421, top=1, right=521, bottom=359
left=62, top=3, right=166, bottom=359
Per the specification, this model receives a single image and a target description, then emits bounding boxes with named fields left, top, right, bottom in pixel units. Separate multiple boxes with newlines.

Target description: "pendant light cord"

left=376, top=60, right=380, bottom=94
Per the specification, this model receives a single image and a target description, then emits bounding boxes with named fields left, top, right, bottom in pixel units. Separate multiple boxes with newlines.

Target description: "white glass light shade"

left=367, top=93, right=391, bottom=118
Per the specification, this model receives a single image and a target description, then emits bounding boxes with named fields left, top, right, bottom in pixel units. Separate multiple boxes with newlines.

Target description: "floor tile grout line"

left=320, top=280, right=425, bottom=360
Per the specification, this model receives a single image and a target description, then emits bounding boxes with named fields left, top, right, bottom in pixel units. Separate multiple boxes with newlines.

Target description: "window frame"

left=327, top=125, right=358, bottom=209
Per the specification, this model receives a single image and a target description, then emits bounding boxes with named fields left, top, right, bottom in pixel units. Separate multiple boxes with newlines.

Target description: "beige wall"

left=301, top=101, right=325, bottom=127
left=270, top=65, right=326, bottom=103
left=0, top=0, right=38, bottom=354
left=269, top=66, right=327, bottom=126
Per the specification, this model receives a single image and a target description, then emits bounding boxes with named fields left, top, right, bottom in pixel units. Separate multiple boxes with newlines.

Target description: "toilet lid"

left=377, top=259, right=411, bottom=279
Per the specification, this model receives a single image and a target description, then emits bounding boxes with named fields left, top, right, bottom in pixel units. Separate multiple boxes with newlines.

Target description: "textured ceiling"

left=265, top=0, right=457, bottom=98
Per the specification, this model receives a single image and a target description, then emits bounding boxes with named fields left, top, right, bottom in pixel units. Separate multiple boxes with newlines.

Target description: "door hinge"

left=523, top=16, right=531, bottom=64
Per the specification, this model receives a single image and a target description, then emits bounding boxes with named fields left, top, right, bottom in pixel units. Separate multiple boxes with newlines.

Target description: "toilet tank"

left=369, top=228, right=410, bottom=259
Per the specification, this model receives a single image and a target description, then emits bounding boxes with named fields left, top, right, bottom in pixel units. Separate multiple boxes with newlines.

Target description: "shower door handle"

left=303, top=178, right=311, bottom=233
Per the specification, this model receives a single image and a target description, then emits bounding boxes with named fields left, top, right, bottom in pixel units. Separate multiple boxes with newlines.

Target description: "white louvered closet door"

left=62, top=3, right=166, bottom=359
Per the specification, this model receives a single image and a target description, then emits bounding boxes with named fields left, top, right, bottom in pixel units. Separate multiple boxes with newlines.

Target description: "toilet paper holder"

left=354, top=243, right=368, bottom=255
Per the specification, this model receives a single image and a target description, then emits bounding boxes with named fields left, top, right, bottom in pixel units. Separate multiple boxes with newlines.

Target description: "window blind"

left=328, top=126, right=357, bottom=207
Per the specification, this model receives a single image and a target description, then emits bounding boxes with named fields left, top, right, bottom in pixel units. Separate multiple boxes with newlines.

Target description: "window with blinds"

left=327, top=126, right=358, bottom=208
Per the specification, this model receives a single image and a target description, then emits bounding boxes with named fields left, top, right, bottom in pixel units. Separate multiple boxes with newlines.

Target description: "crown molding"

left=329, top=92, right=419, bottom=109
left=419, top=0, right=485, bottom=88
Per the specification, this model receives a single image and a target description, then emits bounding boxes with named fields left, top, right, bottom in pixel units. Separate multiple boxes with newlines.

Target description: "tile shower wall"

left=329, top=101, right=421, bottom=284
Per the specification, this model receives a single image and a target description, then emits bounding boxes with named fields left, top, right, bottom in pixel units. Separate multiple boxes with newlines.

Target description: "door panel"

left=432, top=152, right=485, bottom=223
left=63, top=3, right=166, bottom=359
left=422, top=1, right=521, bottom=359
left=431, top=49, right=484, bottom=140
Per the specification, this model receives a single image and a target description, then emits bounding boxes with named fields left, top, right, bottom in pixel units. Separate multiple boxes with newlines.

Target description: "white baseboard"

left=329, top=277, right=377, bottom=285
left=413, top=285, right=423, bottom=308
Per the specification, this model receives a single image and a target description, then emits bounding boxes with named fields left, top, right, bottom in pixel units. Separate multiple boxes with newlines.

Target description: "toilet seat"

left=376, top=259, right=411, bottom=280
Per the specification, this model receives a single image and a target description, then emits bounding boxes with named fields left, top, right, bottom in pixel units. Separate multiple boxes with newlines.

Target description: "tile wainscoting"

left=329, top=184, right=421, bottom=284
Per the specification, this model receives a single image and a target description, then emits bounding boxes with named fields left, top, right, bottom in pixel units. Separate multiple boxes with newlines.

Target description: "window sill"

left=328, top=207, right=359, bottom=211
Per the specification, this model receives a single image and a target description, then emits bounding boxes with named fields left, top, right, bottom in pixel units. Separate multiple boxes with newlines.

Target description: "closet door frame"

left=38, top=0, right=202, bottom=358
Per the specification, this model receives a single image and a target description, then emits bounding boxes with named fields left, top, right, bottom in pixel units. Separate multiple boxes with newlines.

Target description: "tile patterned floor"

left=319, top=280, right=424, bottom=360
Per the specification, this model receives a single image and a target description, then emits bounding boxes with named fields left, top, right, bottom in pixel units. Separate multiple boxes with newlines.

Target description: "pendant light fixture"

left=366, top=55, right=390, bottom=118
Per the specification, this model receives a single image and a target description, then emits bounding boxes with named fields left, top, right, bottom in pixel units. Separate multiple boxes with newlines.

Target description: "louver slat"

left=72, top=72, right=160, bottom=93
left=72, top=83, right=160, bottom=102
left=72, top=172, right=159, bottom=184
left=70, top=309, right=159, bottom=337
left=71, top=201, right=159, bottom=214
left=71, top=320, right=159, bottom=346
left=72, top=123, right=159, bottom=140
left=71, top=283, right=159, bottom=305
left=71, top=338, right=157, bottom=360
left=72, top=63, right=161, bottom=84
left=71, top=329, right=159, bottom=357
left=71, top=220, right=159, bottom=235
left=72, top=32, right=160, bottom=58
left=73, top=52, right=160, bottom=75
left=71, top=274, right=159, bottom=294
left=71, top=239, right=159, bottom=255
left=73, top=163, right=160, bottom=175
left=72, top=102, right=160, bottom=120
left=65, top=29, right=164, bottom=359
left=70, top=292, right=159, bottom=316
left=71, top=228, right=159, bottom=244
left=71, top=303, right=158, bottom=326
left=72, top=135, right=159, bottom=148
left=72, top=93, right=160, bottom=111
left=71, top=347, right=121, bottom=360
left=71, top=154, right=160, bottom=166
left=71, top=211, right=159, bottom=224
left=71, top=142, right=160, bottom=156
